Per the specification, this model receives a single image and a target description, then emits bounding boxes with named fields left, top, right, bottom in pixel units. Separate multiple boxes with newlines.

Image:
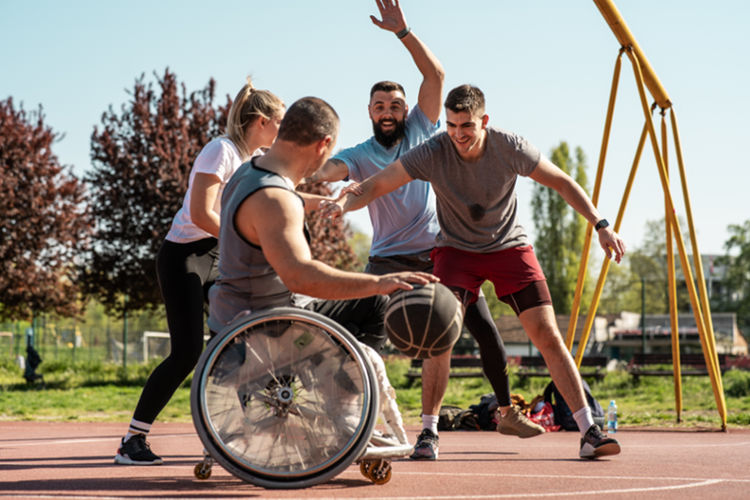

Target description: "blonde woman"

left=115, top=80, right=285, bottom=465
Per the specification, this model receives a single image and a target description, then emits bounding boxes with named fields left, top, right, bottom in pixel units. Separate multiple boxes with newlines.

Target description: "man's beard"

left=372, top=118, right=406, bottom=148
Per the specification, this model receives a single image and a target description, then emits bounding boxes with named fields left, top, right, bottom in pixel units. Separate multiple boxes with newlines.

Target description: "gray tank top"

left=207, top=159, right=308, bottom=332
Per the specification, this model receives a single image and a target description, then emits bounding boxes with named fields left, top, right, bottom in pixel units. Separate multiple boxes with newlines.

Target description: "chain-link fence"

left=0, top=308, right=170, bottom=368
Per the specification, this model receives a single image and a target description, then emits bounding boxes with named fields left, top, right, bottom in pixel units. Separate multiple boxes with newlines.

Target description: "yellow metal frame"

left=565, top=0, right=727, bottom=429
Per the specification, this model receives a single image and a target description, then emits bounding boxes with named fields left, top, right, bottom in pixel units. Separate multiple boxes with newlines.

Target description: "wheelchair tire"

left=191, top=307, right=379, bottom=489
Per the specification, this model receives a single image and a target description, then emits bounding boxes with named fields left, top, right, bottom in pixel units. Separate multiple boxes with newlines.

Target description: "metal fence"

left=0, top=312, right=170, bottom=366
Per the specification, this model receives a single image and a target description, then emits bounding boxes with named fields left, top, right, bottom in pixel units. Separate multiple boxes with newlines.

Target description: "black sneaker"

left=410, top=428, right=439, bottom=460
left=579, top=424, right=620, bottom=459
left=114, top=434, right=163, bottom=465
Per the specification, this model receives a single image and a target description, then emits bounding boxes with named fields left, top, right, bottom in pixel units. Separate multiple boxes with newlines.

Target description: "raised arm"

left=370, top=0, right=445, bottom=124
left=529, top=156, right=626, bottom=263
left=235, top=187, right=435, bottom=297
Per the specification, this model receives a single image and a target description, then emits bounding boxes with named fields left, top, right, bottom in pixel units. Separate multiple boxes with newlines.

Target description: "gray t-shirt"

left=399, top=127, right=540, bottom=253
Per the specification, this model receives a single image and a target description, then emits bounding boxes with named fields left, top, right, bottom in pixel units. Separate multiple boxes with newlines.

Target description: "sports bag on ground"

left=543, top=379, right=605, bottom=431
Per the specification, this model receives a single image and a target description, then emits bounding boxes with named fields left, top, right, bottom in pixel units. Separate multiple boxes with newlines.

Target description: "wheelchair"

left=190, top=307, right=411, bottom=489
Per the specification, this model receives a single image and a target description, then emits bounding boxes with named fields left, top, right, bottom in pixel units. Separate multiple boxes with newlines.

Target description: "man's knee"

left=531, top=326, right=566, bottom=355
left=422, top=350, right=452, bottom=375
left=356, top=331, right=387, bottom=352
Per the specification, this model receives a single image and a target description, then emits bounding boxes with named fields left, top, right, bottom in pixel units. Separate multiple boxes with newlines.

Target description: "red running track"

left=1, top=422, right=749, bottom=499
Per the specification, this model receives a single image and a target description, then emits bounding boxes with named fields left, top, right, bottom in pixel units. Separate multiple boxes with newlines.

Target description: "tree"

left=530, top=142, right=590, bottom=313
left=84, top=69, right=360, bottom=315
left=82, top=69, right=231, bottom=315
left=598, top=216, right=695, bottom=315
left=597, top=259, right=640, bottom=314
left=0, top=97, right=90, bottom=320
left=630, top=217, right=693, bottom=312
left=715, top=220, right=750, bottom=331
left=347, top=231, right=372, bottom=271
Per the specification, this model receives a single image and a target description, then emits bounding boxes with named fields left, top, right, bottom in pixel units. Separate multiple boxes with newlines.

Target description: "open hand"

left=377, top=271, right=439, bottom=295
left=339, top=182, right=363, bottom=198
left=319, top=199, right=344, bottom=219
left=598, top=227, right=626, bottom=264
left=370, top=0, right=407, bottom=34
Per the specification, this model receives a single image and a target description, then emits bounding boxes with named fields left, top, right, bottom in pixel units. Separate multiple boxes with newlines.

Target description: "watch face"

left=596, top=219, right=609, bottom=230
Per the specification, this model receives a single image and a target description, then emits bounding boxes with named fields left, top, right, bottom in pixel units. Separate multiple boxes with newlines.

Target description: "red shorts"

left=431, top=245, right=550, bottom=314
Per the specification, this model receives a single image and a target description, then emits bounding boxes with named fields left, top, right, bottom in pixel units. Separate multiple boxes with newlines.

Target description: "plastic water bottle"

left=607, top=400, right=618, bottom=433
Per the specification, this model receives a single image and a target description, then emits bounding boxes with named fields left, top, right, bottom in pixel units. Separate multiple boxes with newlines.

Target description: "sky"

left=2, top=0, right=748, bottom=257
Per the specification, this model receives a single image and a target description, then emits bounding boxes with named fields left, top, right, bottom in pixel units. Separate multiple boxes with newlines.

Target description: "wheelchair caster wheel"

left=359, top=458, right=392, bottom=485
left=194, top=460, right=212, bottom=480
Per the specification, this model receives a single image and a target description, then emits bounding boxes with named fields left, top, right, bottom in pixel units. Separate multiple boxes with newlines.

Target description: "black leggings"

left=304, top=295, right=388, bottom=351
left=132, top=238, right=218, bottom=424
left=464, top=297, right=512, bottom=407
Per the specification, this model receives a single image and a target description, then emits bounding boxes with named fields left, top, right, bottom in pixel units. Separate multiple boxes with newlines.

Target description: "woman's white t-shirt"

left=166, top=137, right=251, bottom=243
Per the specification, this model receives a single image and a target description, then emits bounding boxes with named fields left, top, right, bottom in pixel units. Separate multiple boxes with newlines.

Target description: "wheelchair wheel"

left=191, top=307, right=379, bottom=489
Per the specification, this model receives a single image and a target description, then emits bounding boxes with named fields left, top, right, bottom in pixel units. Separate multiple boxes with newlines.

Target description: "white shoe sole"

left=114, top=453, right=163, bottom=465
left=580, top=440, right=621, bottom=459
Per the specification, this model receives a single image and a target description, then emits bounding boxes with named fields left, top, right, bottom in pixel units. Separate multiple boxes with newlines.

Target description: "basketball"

left=384, top=282, right=463, bottom=359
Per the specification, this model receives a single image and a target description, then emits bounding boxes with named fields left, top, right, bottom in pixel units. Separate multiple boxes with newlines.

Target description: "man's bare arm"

left=297, top=191, right=334, bottom=213
left=323, top=159, right=414, bottom=219
left=236, top=186, right=435, bottom=298
left=529, top=157, right=626, bottom=263
left=370, top=0, right=445, bottom=124
left=304, top=158, right=349, bottom=184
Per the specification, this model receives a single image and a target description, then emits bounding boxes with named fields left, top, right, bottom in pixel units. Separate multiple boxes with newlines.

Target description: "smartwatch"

left=594, top=219, right=610, bottom=231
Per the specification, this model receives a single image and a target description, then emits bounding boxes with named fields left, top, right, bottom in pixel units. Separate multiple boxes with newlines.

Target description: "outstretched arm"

left=235, top=187, right=436, bottom=298
left=303, top=158, right=349, bottom=184
left=321, top=159, right=413, bottom=218
left=529, top=157, right=626, bottom=263
left=370, top=0, right=445, bottom=124
left=297, top=191, right=335, bottom=213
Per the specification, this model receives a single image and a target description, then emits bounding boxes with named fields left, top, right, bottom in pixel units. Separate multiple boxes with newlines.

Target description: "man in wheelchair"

left=206, top=96, right=437, bottom=341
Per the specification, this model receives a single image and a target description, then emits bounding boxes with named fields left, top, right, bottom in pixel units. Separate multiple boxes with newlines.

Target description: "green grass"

left=1, top=357, right=748, bottom=428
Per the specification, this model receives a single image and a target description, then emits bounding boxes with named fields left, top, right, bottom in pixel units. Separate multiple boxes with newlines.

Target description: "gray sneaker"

left=497, top=405, right=545, bottom=438
left=579, top=424, right=621, bottom=459
left=114, top=434, right=163, bottom=465
left=409, top=428, right=439, bottom=460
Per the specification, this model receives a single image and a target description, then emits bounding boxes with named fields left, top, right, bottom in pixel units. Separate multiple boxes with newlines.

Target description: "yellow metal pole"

left=593, top=0, right=671, bottom=109
left=566, top=50, right=625, bottom=356
left=574, top=123, right=648, bottom=367
left=625, top=48, right=727, bottom=429
left=661, top=109, right=683, bottom=422
left=670, top=108, right=727, bottom=406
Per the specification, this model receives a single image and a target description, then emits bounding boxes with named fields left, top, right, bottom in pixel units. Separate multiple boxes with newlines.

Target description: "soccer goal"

left=142, top=331, right=211, bottom=361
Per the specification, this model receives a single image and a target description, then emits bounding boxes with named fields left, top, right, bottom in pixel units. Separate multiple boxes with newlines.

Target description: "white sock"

left=124, top=419, right=152, bottom=442
left=422, top=414, right=439, bottom=435
left=573, top=406, right=595, bottom=437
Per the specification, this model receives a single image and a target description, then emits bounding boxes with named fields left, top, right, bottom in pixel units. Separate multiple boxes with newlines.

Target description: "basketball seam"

left=418, top=284, right=435, bottom=357
left=429, top=307, right=463, bottom=354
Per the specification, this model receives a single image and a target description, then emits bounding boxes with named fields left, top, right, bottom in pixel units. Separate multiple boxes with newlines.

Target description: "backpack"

left=469, top=393, right=500, bottom=430
left=438, top=405, right=464, bottom=431
left=437, top=405, right=480, bottom=431
left=543, top=379, right=605, bottom=431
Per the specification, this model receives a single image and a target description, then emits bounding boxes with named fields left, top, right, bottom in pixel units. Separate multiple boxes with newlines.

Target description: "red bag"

left=528, top=401, right=560, bottom=432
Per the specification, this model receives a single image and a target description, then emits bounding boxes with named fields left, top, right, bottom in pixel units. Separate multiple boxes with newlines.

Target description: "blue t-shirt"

left=334, top=105, right=440, bottom=257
